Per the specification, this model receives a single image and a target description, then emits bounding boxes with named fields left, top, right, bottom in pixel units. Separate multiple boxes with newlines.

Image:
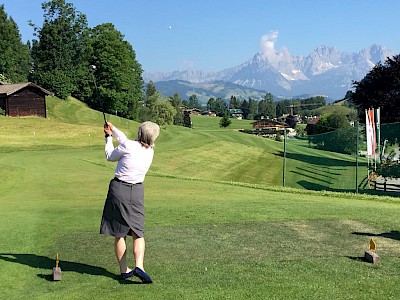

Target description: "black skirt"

left=100, top=178, right=145, bottom=238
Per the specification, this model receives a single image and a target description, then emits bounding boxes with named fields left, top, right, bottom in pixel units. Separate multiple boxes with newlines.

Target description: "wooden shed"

left=0, top=82, right=53, bottom=118
left=252, top=119, right=287, bottom=130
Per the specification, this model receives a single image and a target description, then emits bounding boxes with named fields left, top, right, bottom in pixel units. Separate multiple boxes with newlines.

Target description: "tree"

left=207, top=97, right=227, bottom=116
left=169, top=92, right=184, bottom=126
left=31, top=0, right=90, bottom=99
left=276, top=99, right=291, bottom=117
left=145, top=81, right=157, bottom=106
left=307, top=111, right=356, bottom=154
left=169, top=92, right=183, bottom=107
left=219, top=113, right=231, bottom=128
left=248, top=97, right=258, bottom=120
left=188, top=94, right=199, bottom=109
left=352, top=54, right=400, bottom=123
left=264, top=93, right=276, bottom=119
left=88, top=23, right=143, bottom=119
left=229, top=95, right=241, bottom=109
left=308, top=111, right=350, bottom=135
left=256, top=93, right=276, bottom=119
left=0, top=5, right=31, bottom=83
left=148, top=100, right=176, bottom=126
left=240, top=99, right=249, bottom=119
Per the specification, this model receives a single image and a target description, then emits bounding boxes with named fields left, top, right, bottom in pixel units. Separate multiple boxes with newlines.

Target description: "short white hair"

left=137, top=121, right=160, bottom=148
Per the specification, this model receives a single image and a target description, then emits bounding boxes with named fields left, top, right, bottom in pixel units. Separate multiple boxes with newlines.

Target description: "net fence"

left=283, top=122, right=400, bottom=196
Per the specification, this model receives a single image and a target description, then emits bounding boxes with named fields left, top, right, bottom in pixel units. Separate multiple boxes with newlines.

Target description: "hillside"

left=2, top=96, right=400, bottom=299
left=0, top=96, right=370, bottom=193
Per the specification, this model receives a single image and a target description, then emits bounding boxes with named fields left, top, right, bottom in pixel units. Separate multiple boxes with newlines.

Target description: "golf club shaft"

left=103, top=111, right=107, bottom=125
left=89, top=66, right=107, bottom=126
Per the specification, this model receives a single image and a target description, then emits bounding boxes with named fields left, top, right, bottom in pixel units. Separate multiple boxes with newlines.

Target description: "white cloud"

left=260, top=30, right=280, bottom=66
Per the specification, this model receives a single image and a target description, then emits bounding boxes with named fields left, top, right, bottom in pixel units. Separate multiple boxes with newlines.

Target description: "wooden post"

left=364, top=250, right=381, bottom=265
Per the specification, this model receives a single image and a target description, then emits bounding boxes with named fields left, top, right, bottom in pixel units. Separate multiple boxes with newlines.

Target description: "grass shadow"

left=352, top=231, right=400, bottom=241
left=0, top=253, right=142, bottom=284
left=346, top=256, right=368, bottom=263
left=290, top=170, right=333, bottom=185
left=297, top=180, right=356, bottom=193
left=275, top=151, right=359, bottom=168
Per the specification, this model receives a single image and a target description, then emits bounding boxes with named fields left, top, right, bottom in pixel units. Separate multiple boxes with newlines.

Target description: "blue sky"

left=2, top=0, right=400, bottom=72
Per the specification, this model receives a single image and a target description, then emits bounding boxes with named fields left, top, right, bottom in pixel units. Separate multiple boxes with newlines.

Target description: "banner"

left=366, top=108, right=376, bottom=156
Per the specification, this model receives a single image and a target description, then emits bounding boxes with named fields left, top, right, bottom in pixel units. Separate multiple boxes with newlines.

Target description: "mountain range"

left=143, top=44, right=396, bottom=101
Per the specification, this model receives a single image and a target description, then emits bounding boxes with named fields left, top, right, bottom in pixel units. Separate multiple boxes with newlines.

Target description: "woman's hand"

left=104, top=122, right=113, bottom=135
left=106, top=122, right=114, bottom=130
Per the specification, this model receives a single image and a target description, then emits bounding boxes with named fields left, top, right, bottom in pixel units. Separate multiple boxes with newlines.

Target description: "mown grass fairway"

left=1, top=98, right=399, bottom=299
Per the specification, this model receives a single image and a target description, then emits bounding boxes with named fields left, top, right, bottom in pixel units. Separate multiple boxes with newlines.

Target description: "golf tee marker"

left=364, top=239, right=380, bottom=265
left=52, top=253, right=62, bottom=281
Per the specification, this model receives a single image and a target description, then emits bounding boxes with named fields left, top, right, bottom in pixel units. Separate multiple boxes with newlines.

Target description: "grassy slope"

left=1, top=97, right=399, bottom=299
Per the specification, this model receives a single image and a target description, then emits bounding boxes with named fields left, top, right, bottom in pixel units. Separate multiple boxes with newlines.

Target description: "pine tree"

left=0, top=5, right=31, bottom=83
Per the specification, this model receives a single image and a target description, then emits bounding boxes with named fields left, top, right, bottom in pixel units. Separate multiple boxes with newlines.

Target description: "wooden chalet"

left=305, top=116, right=321, bottom=132
left=229, top=108, right=243, bottom=119
left=184, top=108, right=202, bottom=115
left=201, top=110, right=217, bottom=117
left=0, top=82, right=53, bottom=118
left=252, top=119, right=287, bottom=130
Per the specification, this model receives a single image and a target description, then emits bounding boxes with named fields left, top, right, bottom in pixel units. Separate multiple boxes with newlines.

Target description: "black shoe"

left=120, top=270, right=134, bottom=280
left=133, top=267, right=153, bottom=284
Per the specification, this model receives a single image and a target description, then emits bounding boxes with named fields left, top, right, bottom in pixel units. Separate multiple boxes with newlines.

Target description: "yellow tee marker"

left=369, top=239, right=377, bottom=253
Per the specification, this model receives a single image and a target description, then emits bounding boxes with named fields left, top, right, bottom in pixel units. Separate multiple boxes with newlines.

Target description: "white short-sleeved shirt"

left=105, top=126, right=154, bottom=184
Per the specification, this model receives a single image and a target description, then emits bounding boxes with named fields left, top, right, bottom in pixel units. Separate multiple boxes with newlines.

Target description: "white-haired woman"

left=100, top=121, right=160, bottom=283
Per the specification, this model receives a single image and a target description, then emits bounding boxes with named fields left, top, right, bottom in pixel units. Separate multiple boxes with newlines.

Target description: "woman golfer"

left=100, top=121, right=160, bottom=283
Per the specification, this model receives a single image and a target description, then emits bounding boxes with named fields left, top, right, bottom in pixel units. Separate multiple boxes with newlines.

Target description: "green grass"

left=1, top=97, right=400, bottom=299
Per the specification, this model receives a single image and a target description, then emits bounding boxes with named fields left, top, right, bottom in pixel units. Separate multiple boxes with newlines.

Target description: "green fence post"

left=283, top=128, right=286, bottom=187
left=356, top=121, right=359, bottom=194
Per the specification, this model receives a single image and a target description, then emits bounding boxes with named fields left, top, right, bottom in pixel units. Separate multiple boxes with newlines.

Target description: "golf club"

left=89, top=65, right=107, bottom=125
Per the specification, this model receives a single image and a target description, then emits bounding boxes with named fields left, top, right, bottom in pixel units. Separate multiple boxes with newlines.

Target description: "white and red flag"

left=365, top=108, right=376, bottom=156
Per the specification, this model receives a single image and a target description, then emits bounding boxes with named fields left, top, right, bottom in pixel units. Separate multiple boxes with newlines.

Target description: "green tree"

left=308, top=111, right=356, bottom=154
left=169, top=92, right=184, bottom=126
left=89, top=23, right=143, bottom=119
left=229, top=95, right=241, bottom=109
left=240, top=99, right=249, bottom=119
left=169, top=92, right=183, bottom=107
left=0, top=5, right=31, bottom=83
left=219, top=113, right=231, bottom=128
left=352, top=54, right=400, bottom=123
left=264, top=93, right=276, bottom=119
left=248, top=97, right=258, bottom=120
left=31, top=0, right=90, bottom=99
left=276, top=99, right=291, bottom=117
left=145, top=81, right=157, bottom=107
left=207, top=97, right=216, bottom=111
left=207, top=97, right=227, bottom=116
left=148, top=100, right=176, bottom=126
left=188, top=94, right=199, bottom=109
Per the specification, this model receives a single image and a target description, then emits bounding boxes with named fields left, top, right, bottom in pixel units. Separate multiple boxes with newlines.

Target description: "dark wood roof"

left=306, top=116, right=320, bottom=125
left=252, top=119, right=286, bottom=126
left=0, top=82, right=53, bottom=96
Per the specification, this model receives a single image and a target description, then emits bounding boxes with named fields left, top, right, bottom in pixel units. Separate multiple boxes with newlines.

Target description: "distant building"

left=229, top=108, right=243, bottom=119
left=252, top=119, right=287, bottom=130
left=305, top=116, right=321, bottom=132
left=185, top=108, right=202, bottom=115
left=201, top=110, right=217, bottom=117
left=0, top=82, right=53, bottom=118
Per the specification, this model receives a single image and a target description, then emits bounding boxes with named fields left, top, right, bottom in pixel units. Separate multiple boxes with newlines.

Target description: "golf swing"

left=89, top=64, right=107, bottom=125
left=100, top=120, right=160, bottom=283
